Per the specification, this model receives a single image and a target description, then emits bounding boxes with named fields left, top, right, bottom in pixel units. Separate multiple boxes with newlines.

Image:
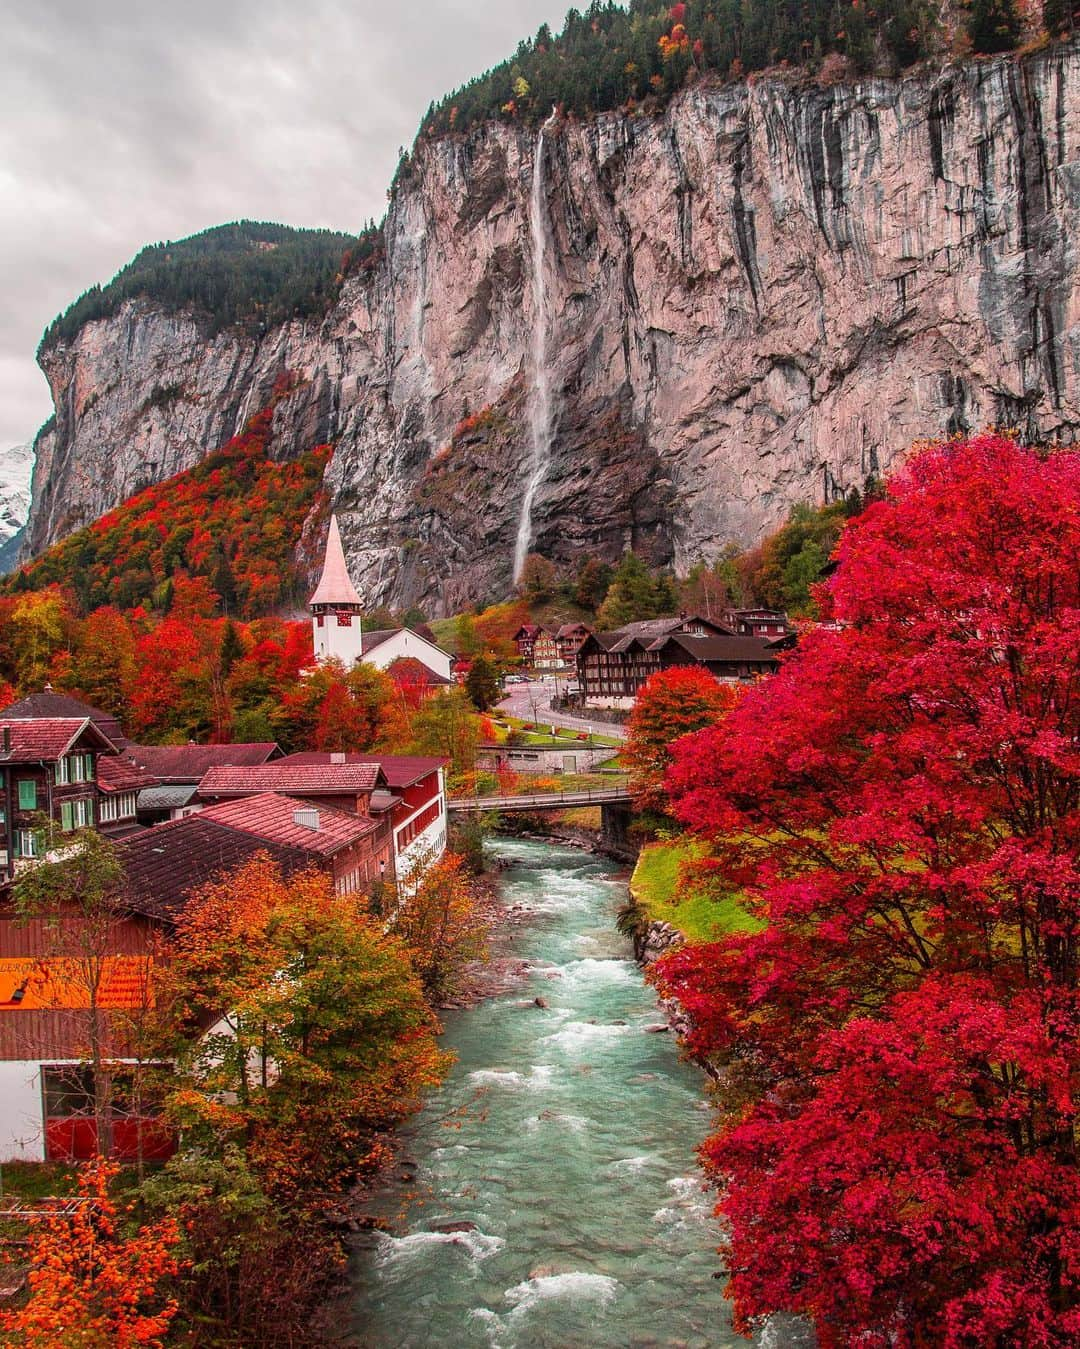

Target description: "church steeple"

left=310, top=514, right=364, bottom=666
left=310, top=514, right=363, bottom=608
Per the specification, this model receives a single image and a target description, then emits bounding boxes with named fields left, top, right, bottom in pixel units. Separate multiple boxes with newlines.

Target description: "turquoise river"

left=350, top=837, right=810, bottom=1348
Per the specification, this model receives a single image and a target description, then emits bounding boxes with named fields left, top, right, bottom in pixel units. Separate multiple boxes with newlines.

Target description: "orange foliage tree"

left=1, top=1158, right=182, bottom=1348
left=156, top=857, right=448, bottom=1197
left=389, top=852, right=489, bottom=1002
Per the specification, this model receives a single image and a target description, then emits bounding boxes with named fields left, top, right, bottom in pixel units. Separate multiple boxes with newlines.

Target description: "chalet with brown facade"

left=513, top=624, right=544, bottom=663
left=554, top=622, right=592, bottom=663
left=576, top=619, right=781, bottom=709
left=720, top=607, right=790, bottom=638
left=0, top=718, right=121, bottom=879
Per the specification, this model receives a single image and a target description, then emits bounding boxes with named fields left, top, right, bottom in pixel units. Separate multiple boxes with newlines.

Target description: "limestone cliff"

left=25, top=43, right=1080, bottom=613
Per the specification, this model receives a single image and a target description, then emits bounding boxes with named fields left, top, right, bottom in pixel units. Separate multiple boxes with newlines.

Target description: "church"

left=309, top=516, right=453, bottom=685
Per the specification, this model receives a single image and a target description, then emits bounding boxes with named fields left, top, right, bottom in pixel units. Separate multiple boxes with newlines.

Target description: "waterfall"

left=513, top=111, right=559, bottom=584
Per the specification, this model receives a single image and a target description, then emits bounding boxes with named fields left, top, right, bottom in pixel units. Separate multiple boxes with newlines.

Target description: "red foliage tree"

left=623, top=665, right=738, bottom=812
left=655, top=436, right=1080, bottom=1345
left=386, top=656, right=432, bottom=711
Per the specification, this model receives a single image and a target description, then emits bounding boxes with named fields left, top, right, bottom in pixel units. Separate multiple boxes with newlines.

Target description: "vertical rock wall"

left=25, top=43, right=1080, bottom=613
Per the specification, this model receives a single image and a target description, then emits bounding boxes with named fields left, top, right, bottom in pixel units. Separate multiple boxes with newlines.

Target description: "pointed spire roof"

left=309, top=515, right=363, bottom=608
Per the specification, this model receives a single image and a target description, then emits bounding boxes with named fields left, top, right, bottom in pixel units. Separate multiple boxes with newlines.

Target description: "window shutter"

left=60, top=801, right=74, bottom=832
left=17, top=779, right=36, bottom=810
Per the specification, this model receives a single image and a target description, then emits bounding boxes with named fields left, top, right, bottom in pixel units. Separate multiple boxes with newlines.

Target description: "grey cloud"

left=0, top=0, right=570, bottom=449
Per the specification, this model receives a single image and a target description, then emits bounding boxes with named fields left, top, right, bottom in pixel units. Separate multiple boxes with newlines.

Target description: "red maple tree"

left=655, top=435, right=1080, bottom=1345
left=623, top=664, right=739, bottom=812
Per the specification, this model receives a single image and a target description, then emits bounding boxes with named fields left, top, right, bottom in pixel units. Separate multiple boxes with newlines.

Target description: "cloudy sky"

left=0, top=0, right=574, bottom=451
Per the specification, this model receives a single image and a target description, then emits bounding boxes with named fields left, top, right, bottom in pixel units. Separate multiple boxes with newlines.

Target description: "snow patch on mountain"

left=0, top=442, right=33, bottom=569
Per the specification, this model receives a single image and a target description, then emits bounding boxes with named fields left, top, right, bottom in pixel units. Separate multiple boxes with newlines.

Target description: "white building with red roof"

left=309, top=515, right=452, bottom=684
left=276, top=752, right=447, bottom=882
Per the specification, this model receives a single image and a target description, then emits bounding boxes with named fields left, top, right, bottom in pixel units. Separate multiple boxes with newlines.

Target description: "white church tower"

left=310, top=514, right=365, bottom=667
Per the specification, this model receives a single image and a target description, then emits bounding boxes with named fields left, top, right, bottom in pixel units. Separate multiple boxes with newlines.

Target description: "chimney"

left=330, top=752, right=345, bottom=764
left=293, top=808, right=320, bottom=831
left=2, top=726, right=9, bottom=756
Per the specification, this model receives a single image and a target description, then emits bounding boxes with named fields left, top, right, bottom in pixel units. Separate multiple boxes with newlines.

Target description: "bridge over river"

left=448, top=784, right=633, bottom=847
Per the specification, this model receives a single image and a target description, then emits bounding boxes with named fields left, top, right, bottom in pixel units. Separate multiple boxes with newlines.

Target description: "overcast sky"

left=0, top=0, right=575, bottom=451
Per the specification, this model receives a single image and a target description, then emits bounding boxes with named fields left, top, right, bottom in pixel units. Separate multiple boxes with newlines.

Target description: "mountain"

left=22, top=40, right=1080, bottom=616
left=0, top=441, right=33, bottom=571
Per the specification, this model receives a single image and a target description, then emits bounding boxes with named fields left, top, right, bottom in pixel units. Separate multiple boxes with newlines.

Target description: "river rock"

left=429, top=1221, right=479, bottom=1234
left=643, top=1023, right=670, bottom=1033
left=533, top=996, right=548, bottom=1008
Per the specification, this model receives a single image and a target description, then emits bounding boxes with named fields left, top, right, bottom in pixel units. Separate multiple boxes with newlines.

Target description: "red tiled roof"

left=198, top=762, right=383, bottom=797
left=0, top=717, right=116, bottom=763
left=199, top=793, right=378, bottom=856
left=0, top=690, right=128, bottom=745
left=97, top=755, right=158, bottom=793
left=126, top=742, right=281, bottom=784
left=276, top=752, right=445, bottom=789
left=119, top=818, right=313, bottom=923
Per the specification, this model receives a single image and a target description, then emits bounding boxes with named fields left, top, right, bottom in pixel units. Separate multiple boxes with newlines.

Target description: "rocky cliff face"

left=26, top=43, right=1080, bottom=613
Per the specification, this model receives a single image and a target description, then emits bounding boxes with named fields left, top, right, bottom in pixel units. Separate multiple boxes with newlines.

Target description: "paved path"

left=497, top=678, right=627, bottom=741
left=448, top=784, right=631, bottom=813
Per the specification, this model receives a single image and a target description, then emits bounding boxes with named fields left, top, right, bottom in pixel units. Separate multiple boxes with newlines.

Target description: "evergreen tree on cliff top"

left=654, top=435, right=1080, bottom=1345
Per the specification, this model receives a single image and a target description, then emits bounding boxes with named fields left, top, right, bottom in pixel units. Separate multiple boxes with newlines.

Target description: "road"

left=496, top=676, right=627, bottom=741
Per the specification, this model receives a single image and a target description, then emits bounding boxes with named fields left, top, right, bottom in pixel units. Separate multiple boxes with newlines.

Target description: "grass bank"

left=630, top=838, right=762, bottom=944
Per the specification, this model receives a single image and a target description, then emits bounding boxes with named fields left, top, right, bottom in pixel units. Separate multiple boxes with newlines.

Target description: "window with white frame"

left=15, top=829, right=41, bottom=858
left=99, top=792, right=136, bottom=823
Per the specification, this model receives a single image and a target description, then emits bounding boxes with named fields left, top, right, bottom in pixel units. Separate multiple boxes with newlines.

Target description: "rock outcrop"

left=25, top=43, right=1080, bottom=612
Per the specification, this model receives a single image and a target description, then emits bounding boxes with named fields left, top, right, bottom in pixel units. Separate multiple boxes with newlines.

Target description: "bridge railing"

left=448, top=783, right=631, bottom=812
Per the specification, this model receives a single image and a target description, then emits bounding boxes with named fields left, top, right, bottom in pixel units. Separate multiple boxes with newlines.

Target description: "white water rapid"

left=512, top=111, right=559, bottom=584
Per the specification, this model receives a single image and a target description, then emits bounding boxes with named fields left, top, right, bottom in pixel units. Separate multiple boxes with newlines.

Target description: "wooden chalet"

left=555, top=622, right=592, bottom=663
left=576, top=620, right=781, bottom=709
left=0, top=717, right=122, bottom=880
left=513, top=624, right=543, bottom=663
left=720, top=607, right=790, bottom=638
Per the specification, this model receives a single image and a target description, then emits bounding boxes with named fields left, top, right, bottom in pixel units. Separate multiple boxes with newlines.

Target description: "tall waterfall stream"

left=513, top=114, right=559, bottom=584
left=349, top=838, right=809, bottom=1348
